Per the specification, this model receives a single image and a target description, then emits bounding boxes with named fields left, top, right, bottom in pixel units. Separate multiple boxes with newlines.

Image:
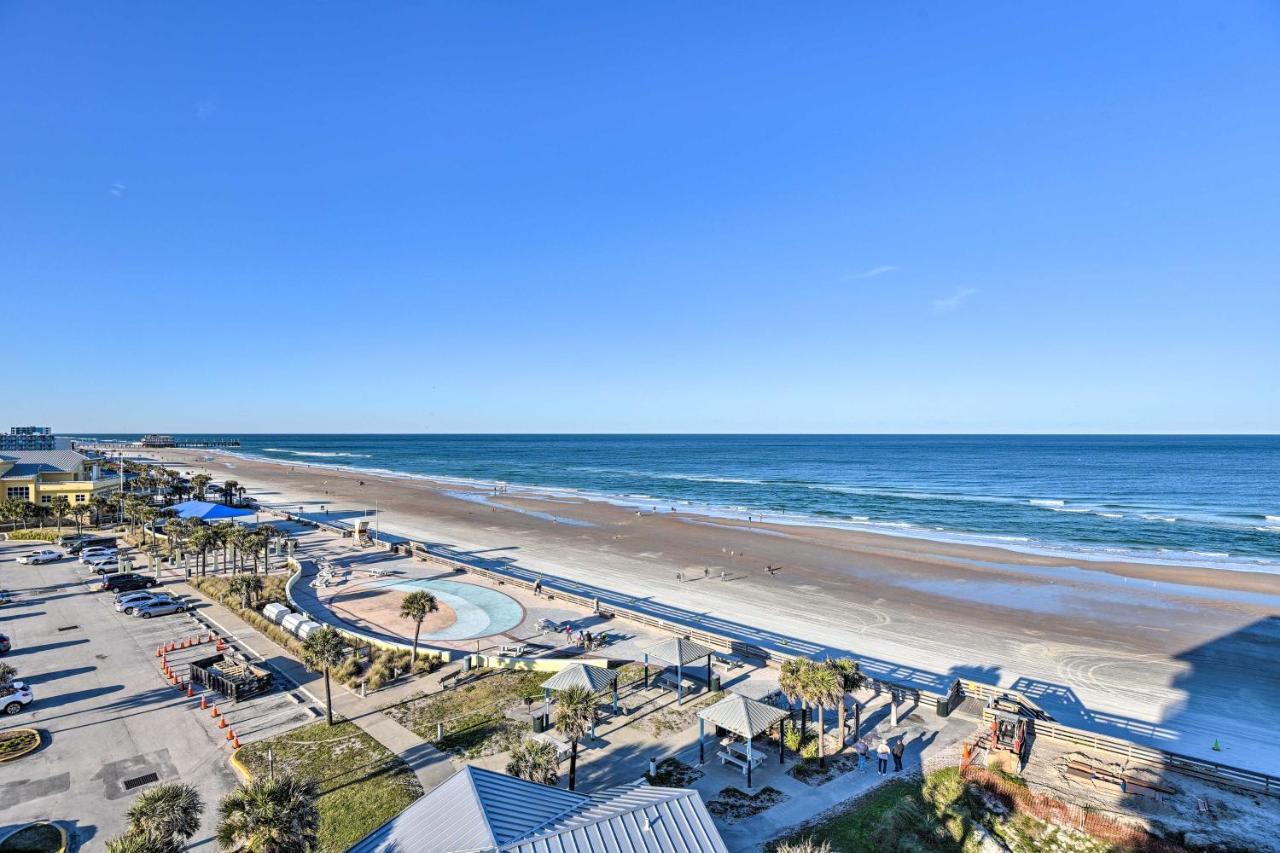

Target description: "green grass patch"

left=384, top=669, right=547, bottom=759
left=235, top=720, right=421, bottom=853
left=0, top=822, right=63, bottom=852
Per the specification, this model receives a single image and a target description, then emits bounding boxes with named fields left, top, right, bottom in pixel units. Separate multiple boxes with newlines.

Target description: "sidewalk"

left=181, top=583, right=457, bottom=791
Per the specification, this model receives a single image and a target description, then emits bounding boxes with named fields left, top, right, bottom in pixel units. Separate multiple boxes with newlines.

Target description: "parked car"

left=89, top=558, right=125, bottom=575
left=79, top=547, right=119, bottom=564
left=1, top=680, right=33, bottom=715
left=68, top=537, right=116, bottom=555
left=17, top=549, right=61, bottom=565
left=57, top=533, right=92, bottom=548
left=0, top=633, right=10, bottom=655
left=134, top=598, right=190, bottom=618
left=115, top=591, right=173, bottom=614
left=100, top=573, right=156, bottom=593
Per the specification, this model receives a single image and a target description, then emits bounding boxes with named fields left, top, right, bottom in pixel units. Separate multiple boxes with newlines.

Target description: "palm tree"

left=803, top=662, right=842, bottom=769
left=50, top=495, right=71, bottom=532
left=828, top=658, right=867, bottom=750
left=0, top=661, right=17, bottom=688
left=301, top=626, right=348, bottom=726
left=506, top=737, right=560, bottom=786
left=222, top=480, right=240, bottom=506
left=189, top=523, right=214, bottom=577
left=776, top=839, right=833, bottom=853
left=191, top=474, right=211, bottom=501
left=216, top=774, right=319, bottom=853
left=90, top=493, right=112, bottom=527
left=228, top=574, right=264, bottom=609
left=398, top=590, right=438, bottom=665
left=103, top=834, right=164, bottom=853
left=70, top=501, right=92, bottom=535
left=0, top=498, right=23, bottom=531
left=125, top=781, right=203, bottom=851
left=553, top=685, right=594, bottom=791
left=779, top=657, right=810, bottom=744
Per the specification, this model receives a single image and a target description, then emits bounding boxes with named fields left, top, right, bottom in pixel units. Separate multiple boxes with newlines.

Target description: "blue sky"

left=3, top=3, right=1278, bottom=433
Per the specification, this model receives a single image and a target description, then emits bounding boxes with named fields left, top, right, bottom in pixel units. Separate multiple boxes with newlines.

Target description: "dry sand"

left=153, top=449, right=1280, bottom=774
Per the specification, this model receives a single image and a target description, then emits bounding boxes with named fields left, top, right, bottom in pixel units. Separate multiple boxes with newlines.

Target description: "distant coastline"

left=76, top=433, right=1280, bottom=574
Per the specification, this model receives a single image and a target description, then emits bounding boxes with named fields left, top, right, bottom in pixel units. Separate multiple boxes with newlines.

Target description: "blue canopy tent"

left=168, top=500, right=255, bottom=521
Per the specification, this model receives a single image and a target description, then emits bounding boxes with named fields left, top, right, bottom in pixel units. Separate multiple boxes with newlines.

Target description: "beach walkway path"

left=182, top=584, right=458, bottom=791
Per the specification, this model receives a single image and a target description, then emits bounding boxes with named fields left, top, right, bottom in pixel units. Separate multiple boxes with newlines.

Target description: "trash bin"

left=936, top=695, right=952, bottom=718
left=710, top=673, right=721, bottom=692
left=532, top=713, right=548, bottom=734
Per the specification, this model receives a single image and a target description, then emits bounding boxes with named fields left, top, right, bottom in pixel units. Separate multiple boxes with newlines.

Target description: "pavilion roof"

left=643, top=636, right=717, bottom=666
left=541, top=663, right=617, bottom=694
left=697, top=691, right=788, bottom=739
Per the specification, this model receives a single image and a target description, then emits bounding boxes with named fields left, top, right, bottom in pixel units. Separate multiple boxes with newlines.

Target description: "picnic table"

left=498, top=643, right=529, bottom=657
left=717, top=740, right=765, bottom=773
left=655, top=670, right=701, bottom=694
left=531, top=731, right=573, bottom=763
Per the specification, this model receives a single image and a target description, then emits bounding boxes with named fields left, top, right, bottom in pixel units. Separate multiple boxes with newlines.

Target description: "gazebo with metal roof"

left=541, top=663, right=619, bottom=737
left=641, top=636, right=717, bottom=704
left=696, top=691, right=789, bottom=788
left=167, top=499, right=255, bottom=521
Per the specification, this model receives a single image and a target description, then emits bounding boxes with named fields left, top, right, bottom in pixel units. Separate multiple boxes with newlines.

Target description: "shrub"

left=5, top=529, right=59, bottom=542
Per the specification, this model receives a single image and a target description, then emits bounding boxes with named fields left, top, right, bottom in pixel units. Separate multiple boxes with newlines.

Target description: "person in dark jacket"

left=891, top=738, right=905, bottom=772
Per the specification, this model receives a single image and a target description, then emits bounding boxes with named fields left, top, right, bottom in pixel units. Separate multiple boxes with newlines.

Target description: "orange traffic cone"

left=226, top=728, right=235, bottom=742
left=232, top=734, right=241, bottom=750
left=200, top=695, right=208, bottom=710
left=218, top=716, right=227, bottom=729
left=155, top=645, right=162, bottom=657
left=187, top=684, right=194, bottom=698
left=211, top=704, right=220, bottom=718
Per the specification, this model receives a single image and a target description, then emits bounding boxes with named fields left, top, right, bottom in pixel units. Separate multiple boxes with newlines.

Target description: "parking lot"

left=0, top=538, right=317, bottom=851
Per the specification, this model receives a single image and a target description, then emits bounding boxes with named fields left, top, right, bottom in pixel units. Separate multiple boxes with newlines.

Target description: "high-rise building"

left=0, top=427, right=61, bottom=451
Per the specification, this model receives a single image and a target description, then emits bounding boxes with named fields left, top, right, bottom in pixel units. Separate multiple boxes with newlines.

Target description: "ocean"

left=82, top=434, right=1280, bottom=572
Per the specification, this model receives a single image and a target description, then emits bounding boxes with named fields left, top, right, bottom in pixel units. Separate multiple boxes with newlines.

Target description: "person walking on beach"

left=876, top=741, right=890, bottom=775
left=855, top=738, right=868, bottom=772
left=892, top=739, right=905, bottom=772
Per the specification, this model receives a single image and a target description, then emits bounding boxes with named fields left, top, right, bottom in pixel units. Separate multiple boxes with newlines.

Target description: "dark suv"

left=69, top=537, right=117, bottom=556
left=100, top=573, right=157, bottom=593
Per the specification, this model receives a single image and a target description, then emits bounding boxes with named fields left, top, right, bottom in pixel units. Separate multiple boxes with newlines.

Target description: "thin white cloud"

left=844, top=265, right=898, bottom=281
left=932, top=287, right=977, bottom=312
left=110, top=182, right=126, bottom=198
left=196, top=100, right=217, bottom=121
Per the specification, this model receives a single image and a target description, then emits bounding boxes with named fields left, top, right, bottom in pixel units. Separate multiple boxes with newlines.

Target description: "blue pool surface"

left=387, top=578, right=524, bottom=640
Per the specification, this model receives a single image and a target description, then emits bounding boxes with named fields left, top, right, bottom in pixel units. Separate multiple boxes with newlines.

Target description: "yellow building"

left=0, top=450, right=120, bottom=506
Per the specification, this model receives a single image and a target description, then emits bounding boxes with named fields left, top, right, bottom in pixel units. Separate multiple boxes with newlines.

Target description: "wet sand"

left=152, top=448, right=1280, bottom=773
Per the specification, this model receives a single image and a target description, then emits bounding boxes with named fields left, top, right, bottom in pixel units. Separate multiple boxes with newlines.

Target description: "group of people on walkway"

left=854, top=737, right=906, bottom=775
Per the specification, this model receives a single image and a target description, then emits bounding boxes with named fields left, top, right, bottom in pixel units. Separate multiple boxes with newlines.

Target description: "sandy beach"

left=152, top=448, right=1280, bottom=773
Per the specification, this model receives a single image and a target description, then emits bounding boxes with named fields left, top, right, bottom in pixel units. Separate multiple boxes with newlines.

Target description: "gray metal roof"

left=642, top=637, right=717, bottom=666
left=507, top=781, right=728, bottom=853
left=346, top=770, right=729, bottom=853
left=696, top=692, right=788, bottom=739
left=0, top=449, right=90, bottom=478
left=347, top=766, right=587, bottom=853
left=541, top=664, right=617, bottom=694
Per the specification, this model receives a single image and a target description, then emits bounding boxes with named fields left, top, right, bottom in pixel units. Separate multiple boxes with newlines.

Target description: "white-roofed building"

left=347, top=766, right=728, bottom=853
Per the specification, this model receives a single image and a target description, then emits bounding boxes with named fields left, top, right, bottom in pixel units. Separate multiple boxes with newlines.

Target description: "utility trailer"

left=189, top=652, right=273, bottom=702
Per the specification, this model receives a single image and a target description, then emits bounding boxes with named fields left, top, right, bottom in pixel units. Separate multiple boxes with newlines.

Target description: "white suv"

left=1, top=680, right=33, bottom=715
left=79, top=547, right=118, bottom=564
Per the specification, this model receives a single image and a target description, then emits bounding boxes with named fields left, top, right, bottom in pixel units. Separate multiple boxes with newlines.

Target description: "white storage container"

left=280, top=612, right=309, bottom=635
left=262, top=603, right=291, bottom=625
left=295, top=620, right=323, bottom=640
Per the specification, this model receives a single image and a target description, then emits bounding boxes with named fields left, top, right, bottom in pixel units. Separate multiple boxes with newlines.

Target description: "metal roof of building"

left=346, top=769, right=728, bottom=853
left=347, top=766, right=587, bottom=853
left=0, top=449, right=90, bottom=478
left=642, top=637, right=717, bottom=666
left=696, top=692, right=789, bottom=739
left=508, top=781, right=728, bottom=853
left=541, top=664, right=617, bottom=694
